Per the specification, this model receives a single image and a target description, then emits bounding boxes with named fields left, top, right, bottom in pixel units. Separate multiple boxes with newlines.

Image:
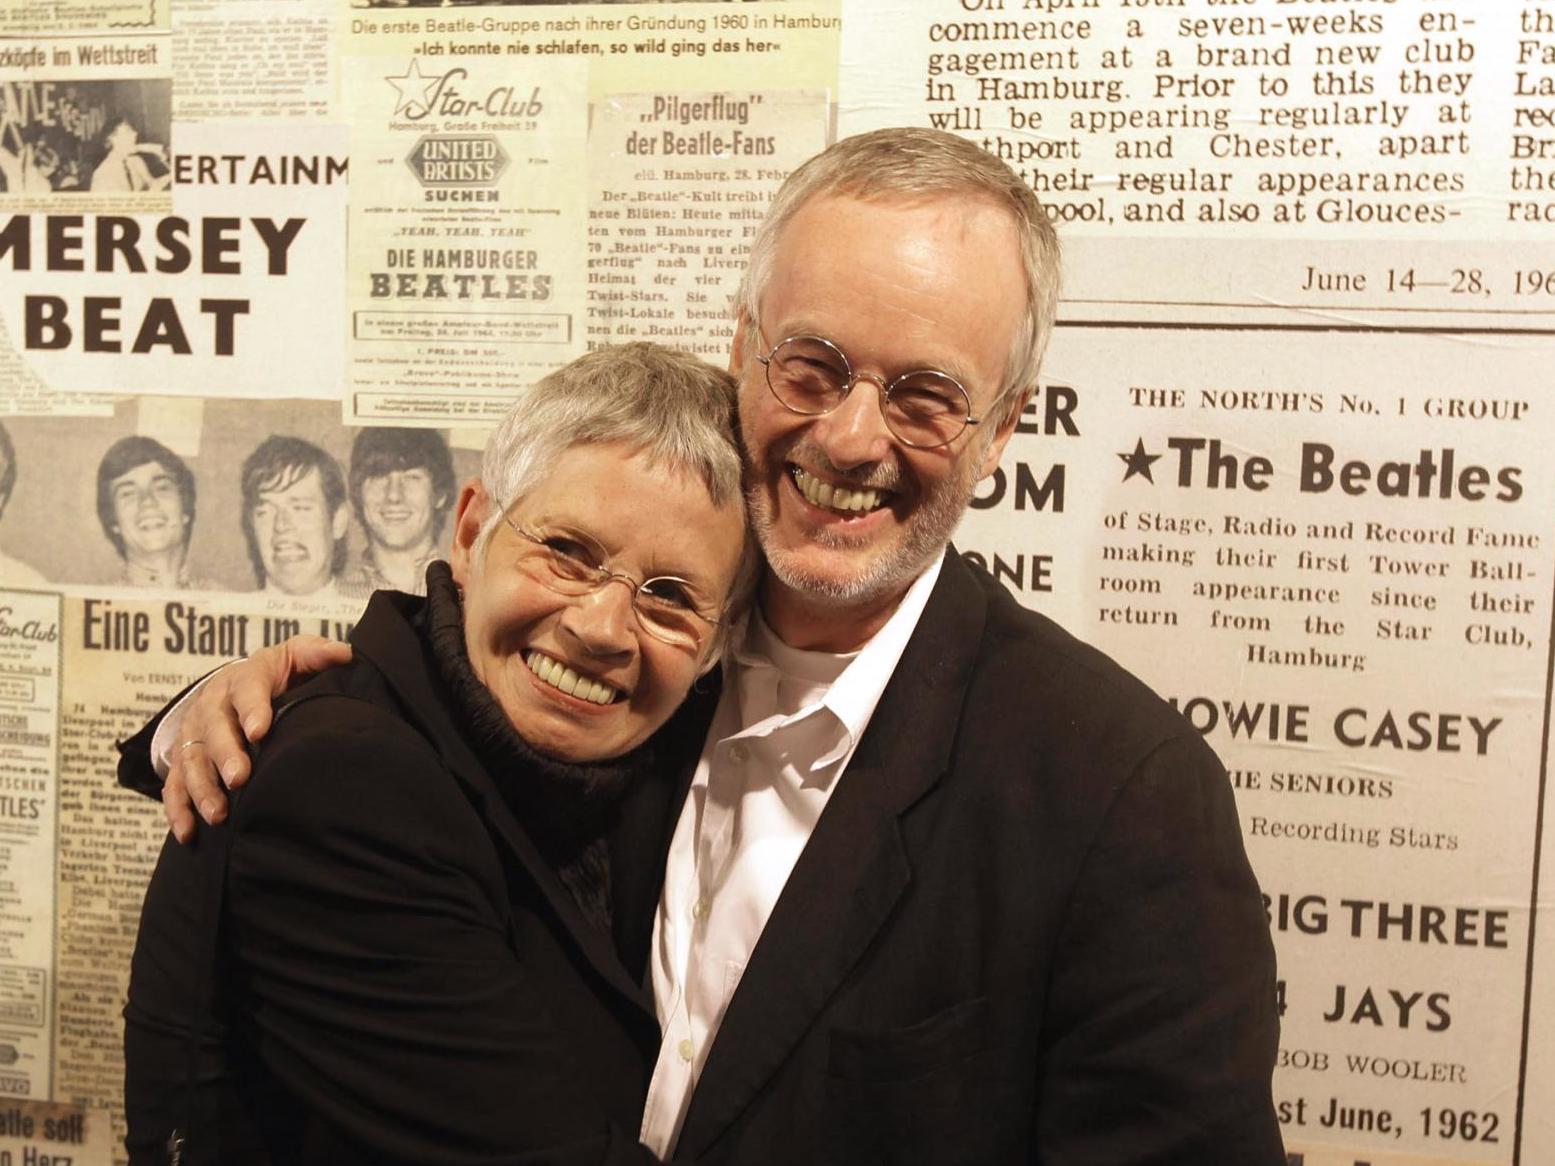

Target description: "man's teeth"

left=792, top=466, right=886, bottom=514
left=525, top=651, right=619, bottom=705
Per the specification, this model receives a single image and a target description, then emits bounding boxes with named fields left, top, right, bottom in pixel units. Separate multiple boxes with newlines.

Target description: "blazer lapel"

left=349, top=591, right=657, bottom=1015
left=677, top=553, right=990, bottom=1154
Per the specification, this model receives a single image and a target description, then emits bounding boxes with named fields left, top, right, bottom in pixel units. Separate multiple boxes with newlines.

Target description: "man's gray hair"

left=737, top=127, right=1061, bottom=427
left=475, top=342, right=758, bottom=661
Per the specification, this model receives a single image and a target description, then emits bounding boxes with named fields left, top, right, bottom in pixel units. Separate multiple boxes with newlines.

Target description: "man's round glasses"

left=756, top=333, right=982, bottom=449
left=501, top=515, right=722, bottom=652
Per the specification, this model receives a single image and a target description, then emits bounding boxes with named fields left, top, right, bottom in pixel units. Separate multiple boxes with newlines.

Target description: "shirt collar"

left=725, top=552, right=945, bottom=774
left=818, top=552, right=943, bottom=758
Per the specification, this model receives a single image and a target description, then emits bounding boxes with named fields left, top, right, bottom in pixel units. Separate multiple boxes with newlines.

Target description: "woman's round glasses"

left=502, top=516, right=721, bottom=652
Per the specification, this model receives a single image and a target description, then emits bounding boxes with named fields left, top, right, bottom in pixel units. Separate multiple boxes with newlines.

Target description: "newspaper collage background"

left=2, top=0, right=1554, bottom=1161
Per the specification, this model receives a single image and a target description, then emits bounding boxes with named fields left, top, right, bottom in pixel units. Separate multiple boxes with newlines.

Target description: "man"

left=240, top=436, right=349, bottom=597
left=132, top=129, right=1283, bottom=1162
left=0, top=422, right=48, bottom=588
left=339, top=427, right=455, bottom=599
left=0, top=125, right=62, bottom=194
left=96, top=436, right=199, bottom=588
left=90, top=117, right=171, bottom=193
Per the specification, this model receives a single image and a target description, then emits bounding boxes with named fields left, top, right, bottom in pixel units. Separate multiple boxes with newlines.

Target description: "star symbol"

left=1118, top=438, right=1162, bottom=484
left=385, top=58, right=440, bottom=119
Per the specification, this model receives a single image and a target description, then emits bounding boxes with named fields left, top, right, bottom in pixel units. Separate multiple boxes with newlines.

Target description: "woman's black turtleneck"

left=422, top=560, right=656, bottom=935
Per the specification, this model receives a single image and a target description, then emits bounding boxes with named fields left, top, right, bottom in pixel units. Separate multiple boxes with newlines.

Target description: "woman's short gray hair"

left=737, top=127, right=1060, bottom=428
left=475, top=342, right=758, bottom=662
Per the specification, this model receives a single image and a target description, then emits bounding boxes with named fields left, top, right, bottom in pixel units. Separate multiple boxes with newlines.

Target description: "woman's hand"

left=165, top=635, right=352, bottom=841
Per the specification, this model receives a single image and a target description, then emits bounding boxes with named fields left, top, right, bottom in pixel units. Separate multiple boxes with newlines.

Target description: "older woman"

left=123, top=344, right=754, bottom=1165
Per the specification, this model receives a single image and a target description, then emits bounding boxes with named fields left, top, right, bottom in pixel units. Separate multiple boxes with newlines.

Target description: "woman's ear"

left=448, top=478, right=490, bottom=588
left=696, top=638, right=723, bottom=678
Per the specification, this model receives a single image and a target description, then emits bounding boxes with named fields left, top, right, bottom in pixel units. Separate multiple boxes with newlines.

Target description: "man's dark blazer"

left=121, top=589, right=706, bottom=1165
left=123, top=552, right=1283, bottom=1165
left=664, top=550, right=1285, bottom=1164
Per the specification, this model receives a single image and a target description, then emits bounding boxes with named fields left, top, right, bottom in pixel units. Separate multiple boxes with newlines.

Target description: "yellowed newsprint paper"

left=0, top=1098, right=118, bottom=1166
left=587, top=87, right=828, bottom=360
left=0, top=121, right=347, bottom=401
left=0, top=34, right=173, bottom=412
left=0, top=38, right=172, bottom=215
left=839, top=0, right=1555, bottom=334
left=0, top=589, right=62, bottom=1107
left=0, top=0, right=164, bottom=38
left=0, top=586, right=120, bottom=1163
left=341, top=1, right=839, bottom=427
left=36, top=593, right=363, bottom=1166
left=344, top=30, right=588, bottom=426
left=172, top=0, right=337, bottom=123
left=0, top=399, right=478, bottom=597
left=952, top=321, right=1555, bottom=1165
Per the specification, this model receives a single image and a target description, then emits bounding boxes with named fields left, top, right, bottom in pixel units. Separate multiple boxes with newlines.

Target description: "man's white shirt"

left=640, top=555, right=942, bottom=1156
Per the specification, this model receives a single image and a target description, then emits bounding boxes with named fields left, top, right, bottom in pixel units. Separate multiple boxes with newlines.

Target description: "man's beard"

left=748, top=436, right=983, bottom=609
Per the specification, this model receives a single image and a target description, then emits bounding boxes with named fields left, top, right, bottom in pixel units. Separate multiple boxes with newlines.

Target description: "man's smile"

left=787, top=465, right=893, bottom=517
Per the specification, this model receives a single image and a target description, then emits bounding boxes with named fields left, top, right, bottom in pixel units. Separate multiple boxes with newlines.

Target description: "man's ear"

left=448, top=478, right=490, bottom=588
left=729, top=312, right=754, bottom=380
left=330, top=502, right=350, bottom=542
left=977, top=391, right=1029, bottom=481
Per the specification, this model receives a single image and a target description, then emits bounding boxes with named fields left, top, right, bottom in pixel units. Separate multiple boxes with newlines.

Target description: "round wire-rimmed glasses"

left=755, top=333, right=982, bottom=449
left=501, top=515, right=722, bottom=652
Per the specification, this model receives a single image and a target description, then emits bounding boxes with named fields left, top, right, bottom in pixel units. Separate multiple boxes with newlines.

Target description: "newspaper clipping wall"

left=0, top=587, right=60, bottom=1106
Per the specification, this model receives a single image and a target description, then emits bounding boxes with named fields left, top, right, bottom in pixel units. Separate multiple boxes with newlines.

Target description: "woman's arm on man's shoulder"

left=115, top=636, right=352, bottom=841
